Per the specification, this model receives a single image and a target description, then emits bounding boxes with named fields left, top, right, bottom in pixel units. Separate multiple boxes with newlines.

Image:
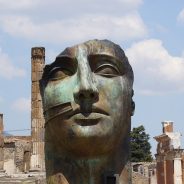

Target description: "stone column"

left=156, top=155, right=165, bottom=184
left=30, top=47, right=45, bottom=171
left=0, top=114, right=4, bottom=173
left=165, top=159, right=174, bottom=184
left=174, top=157, right=182, bottom=184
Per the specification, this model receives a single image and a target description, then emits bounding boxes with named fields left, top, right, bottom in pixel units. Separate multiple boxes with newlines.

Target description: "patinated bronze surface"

left=40, top=39, right=134, bottom=184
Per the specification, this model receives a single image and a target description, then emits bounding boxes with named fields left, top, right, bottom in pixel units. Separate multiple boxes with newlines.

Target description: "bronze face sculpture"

left=40, top=39, right=134, bottom=184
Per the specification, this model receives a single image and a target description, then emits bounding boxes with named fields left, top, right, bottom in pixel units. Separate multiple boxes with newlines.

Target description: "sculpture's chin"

left=45, top=115, right=121, bottom=157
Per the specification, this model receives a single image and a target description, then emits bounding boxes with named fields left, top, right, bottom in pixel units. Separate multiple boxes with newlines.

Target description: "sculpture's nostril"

left=79, top=93, right=85, bottom=100
left=77, top=91, right=98, bottom=102
left=90, top=93, right=95, bottom=99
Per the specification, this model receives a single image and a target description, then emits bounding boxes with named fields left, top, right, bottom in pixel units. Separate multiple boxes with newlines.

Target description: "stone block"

left=32, top=72, right=37, bottom=82
left=32, top=119, right=45, bottom=129
left=32, top=71, right=43, bottom=82
left=32, top=101, right=42, bottom=109
left=32, top=107, right=43, bottom=119
left=32, top=127, right=45, bottom=142
left=32, top=82, right=40, bottom=94
left=36, top=62, right=44, bottom=72
left=32, top=92, right=41, bottom=101
left=32, top=62, right=44, bottom=72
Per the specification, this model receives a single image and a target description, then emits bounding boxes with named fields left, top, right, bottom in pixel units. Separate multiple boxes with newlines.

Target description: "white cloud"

left=0, top=0, right=142, bottom=11
left=126, top=39, right=184, bottom=95
left=1, top=13, right=147, bottom=44
left=0, top=0, right=146, bottom=44
left=1, top=0, right=142, bottom=15
left=177, top=9, right=184, bottom=23
left=182, top=50, right=184, bottom=58
left=0, top=0, right=38, bottom=10
left=0, top=48, right=26, bottom=79
left=11, top=97, right=31, bottom=112
left=117, top=0, right=142, bottom=5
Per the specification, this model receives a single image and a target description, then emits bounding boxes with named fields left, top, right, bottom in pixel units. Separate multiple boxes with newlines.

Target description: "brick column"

left=0, top=114, right=4, bottom=172
left=30, top=47, right=45, bottom=171
left=174, top=157, right=182, bottom=184
left=156, top=156, right=165, bottom=184
left=165, top=159, right=174, bottom=184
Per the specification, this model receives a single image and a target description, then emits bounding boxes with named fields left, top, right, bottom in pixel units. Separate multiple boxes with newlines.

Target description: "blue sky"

left=0, top=0, right=183, bottom=155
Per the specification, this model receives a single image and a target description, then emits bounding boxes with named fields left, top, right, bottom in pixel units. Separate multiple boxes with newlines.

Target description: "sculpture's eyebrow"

left=88, top=54, right=123, bottom=68
left=53, top=55, right=76, bottom=66
left=42, top=55, right=77, bottom=80
left=88, top=54, right=125, bottom=73
left=89, top=54, right=122, bottom=64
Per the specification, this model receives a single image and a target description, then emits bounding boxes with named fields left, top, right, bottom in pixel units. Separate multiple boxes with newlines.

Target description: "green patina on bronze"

left=40, top=39, right=134, bottom=184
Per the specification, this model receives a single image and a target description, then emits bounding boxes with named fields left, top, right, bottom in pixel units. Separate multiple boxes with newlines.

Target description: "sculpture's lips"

left=70, top=112, right=109, bottom=126
left=44, top=102, right=109, bottom=125
left=67, top=107, right=109, bottom=119
left=74, top=116, right=102, bottom=126
left=67, top=108, right=109, bottom=126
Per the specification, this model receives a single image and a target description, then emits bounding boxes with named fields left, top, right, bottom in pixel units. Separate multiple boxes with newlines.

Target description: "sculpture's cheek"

left=96, top=76, right=131, bottom=137
left=97, top=77, right=126, bottom=111
left=44, top=75, right=77, bottom=109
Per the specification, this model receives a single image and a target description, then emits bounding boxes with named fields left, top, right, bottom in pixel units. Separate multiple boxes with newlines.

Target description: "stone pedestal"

left=30, top=47, right=45, bottom=172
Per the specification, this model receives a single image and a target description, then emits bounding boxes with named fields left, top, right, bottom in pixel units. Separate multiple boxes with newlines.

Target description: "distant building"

left=132, top=162, right=157, bottom=184
left=0, top=47, right=46, bottom=183
left=154, top=121, right=184, bottom=184
left=3, top=136, right=31, bottom=174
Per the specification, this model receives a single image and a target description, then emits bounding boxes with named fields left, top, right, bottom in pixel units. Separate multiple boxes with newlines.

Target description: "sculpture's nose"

left=74, top=70, right=99, bottom=104
left=73, top=66, right=99, bottom=104
left=74, top=87, right=99, bottom=104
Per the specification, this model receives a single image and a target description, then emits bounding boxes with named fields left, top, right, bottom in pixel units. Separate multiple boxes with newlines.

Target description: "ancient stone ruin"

left=30, top=47, right=45, bottom=171
left=154, top=121, right=184, bottom=184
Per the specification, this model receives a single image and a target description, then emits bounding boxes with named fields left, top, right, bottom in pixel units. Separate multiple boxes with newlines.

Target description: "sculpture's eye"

left=94, top=64, right=120, bottom=78
left=49, top=68, right=73, bottom=80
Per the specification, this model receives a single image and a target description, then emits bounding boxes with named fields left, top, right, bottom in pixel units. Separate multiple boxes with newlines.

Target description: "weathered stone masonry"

left=0, top=114, right=4, bottom=173
left=154, top=121, right=184, bottom=184
left=30, top=47, right=45, bottom=171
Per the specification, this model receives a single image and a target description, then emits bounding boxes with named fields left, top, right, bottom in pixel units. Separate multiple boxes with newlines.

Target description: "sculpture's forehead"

left=60, top=40, right=125, bottom=60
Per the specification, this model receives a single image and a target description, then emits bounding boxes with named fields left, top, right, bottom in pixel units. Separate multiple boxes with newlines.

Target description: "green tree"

left=130, top=125, right=153, bottom=162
